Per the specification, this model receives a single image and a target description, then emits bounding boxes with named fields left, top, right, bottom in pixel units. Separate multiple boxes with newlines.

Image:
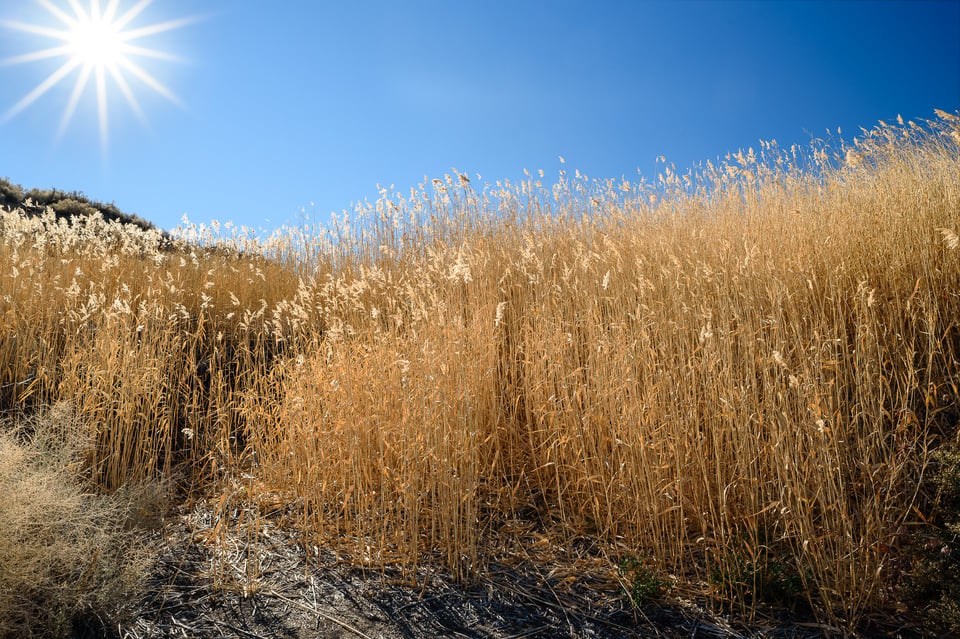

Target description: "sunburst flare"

left=1, top=0, right=196, bottom=151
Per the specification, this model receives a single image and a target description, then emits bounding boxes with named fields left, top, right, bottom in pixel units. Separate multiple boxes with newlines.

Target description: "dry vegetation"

left=0, top=403, right=154, bottom=638
left=1, top=111, right=959, bottom=635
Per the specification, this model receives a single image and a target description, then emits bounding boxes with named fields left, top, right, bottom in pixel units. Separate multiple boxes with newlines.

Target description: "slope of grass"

left=1, top=111, right=958, bottom=632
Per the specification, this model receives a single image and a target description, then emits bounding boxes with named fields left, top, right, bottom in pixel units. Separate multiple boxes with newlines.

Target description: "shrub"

left=619, top=556, right=668, bottom=606
left=0, top=404, right=154, bottom=639
left=51, top=198, right=99, bottom=219
left=0, top=176, right=156, bottom=232
left=0, top=177, right=24, bottom=210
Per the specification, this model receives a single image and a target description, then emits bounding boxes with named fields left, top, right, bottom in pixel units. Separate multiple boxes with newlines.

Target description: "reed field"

left=2, top=111, right=959, bottom=633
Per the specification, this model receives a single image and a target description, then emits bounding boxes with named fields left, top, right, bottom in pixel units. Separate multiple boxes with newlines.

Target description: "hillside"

left=1, top=112, right=959, bottom=638
left=0, top=176, right=158, bottom=233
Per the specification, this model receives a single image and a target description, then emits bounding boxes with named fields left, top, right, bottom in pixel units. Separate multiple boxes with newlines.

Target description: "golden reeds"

left=2, top=112, right=958, bottom=628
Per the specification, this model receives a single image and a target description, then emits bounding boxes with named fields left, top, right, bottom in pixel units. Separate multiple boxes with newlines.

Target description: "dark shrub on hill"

left=0, top=176, right=156, bottom=233
left=0, top=178, right=24, bottom=210
left=51, top=198, right=99, bottom=219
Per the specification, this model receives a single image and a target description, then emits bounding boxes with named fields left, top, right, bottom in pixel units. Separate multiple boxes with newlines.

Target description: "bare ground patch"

left=120, top=503, right=831, bottom=639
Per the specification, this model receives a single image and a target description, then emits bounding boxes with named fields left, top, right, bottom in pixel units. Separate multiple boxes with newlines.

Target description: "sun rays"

left=1, top=0, right=196, bottom=151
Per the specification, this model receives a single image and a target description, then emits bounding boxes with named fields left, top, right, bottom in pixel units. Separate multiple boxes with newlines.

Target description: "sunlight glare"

left=69, top=12, right=124, bottom=67
left=1, top=0, right=196, bottom=151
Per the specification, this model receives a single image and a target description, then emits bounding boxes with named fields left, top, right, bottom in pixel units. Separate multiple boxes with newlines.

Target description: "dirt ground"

left=103, top=503, right=834, bottom=639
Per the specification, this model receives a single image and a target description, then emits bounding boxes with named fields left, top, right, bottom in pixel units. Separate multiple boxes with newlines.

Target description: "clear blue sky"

left=1, top=0, right=958, bottom=232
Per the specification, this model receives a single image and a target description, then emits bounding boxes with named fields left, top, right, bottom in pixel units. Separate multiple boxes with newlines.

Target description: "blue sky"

left=1, top=0, right=958, bottom=233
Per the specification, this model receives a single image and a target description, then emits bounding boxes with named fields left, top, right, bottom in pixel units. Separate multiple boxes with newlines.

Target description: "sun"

left=1, top=0, right=196, bottom=151
left=68, top=8, right=125, bottom=67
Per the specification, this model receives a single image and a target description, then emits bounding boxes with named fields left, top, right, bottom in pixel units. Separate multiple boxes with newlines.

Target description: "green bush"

left=619, top=556, right=668, bottom=607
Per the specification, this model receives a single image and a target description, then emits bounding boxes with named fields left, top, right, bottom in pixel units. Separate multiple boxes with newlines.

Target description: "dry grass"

left=1, top=111, right=958, bottom=631
left=0, top=403, right=154, bottom=638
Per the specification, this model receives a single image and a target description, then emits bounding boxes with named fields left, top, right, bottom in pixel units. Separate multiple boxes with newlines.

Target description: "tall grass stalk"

left=1, top=113, right=958, bottom=627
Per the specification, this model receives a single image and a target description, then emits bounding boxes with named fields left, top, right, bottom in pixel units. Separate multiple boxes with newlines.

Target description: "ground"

left=106, top=502, right=830, bottom=639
